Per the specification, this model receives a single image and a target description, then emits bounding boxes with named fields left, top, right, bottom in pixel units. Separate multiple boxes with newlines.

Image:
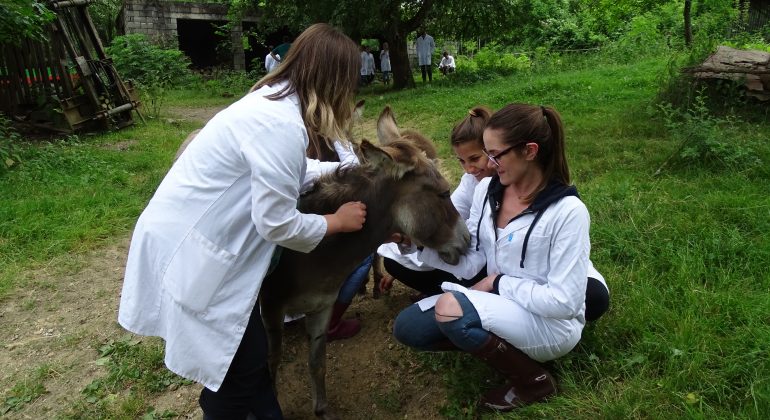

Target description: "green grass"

left=2, top=51, right=769, bottom=418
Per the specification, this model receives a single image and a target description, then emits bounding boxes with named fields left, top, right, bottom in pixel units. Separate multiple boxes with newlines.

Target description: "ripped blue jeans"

left=392, top=291, right=490, bottom=352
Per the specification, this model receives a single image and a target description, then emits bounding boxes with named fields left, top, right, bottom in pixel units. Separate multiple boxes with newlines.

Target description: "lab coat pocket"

left=164, top=229, right=237, bottom=312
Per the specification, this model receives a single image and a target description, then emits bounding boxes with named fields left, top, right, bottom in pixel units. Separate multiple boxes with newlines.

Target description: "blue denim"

left=336, top=254, right=374, bottom=305
left=393, top=291, right=490, bottom=352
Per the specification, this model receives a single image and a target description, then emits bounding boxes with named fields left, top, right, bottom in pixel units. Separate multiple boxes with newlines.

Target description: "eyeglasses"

left=485, top=144, right=520, bottom=167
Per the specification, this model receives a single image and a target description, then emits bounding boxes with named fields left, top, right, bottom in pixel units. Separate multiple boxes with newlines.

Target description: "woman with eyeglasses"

left=118, top=23, right=367, bottom=419
left=392, top=103, right=609, bottom=412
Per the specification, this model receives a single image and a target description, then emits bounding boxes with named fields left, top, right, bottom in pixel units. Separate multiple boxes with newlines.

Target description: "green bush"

left=472, top=43, right=531, bottom=76
left=657, top=92, right=761, bottom=172
left=0, top=115, right=22, bottom=175
left=106, top=34, right=192, bottom=117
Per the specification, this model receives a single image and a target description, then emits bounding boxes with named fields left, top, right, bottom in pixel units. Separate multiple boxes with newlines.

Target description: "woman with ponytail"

left=393, top=103, right=609, bottom=411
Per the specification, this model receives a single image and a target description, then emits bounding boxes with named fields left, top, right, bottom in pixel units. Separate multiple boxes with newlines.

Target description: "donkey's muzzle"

left=436, top=220, right=471, bottom=265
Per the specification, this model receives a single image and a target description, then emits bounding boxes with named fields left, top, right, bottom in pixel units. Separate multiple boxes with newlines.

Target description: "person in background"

left=270, top=35, right=292, bottom=65
left=380, top=42, right=391, bottom=85
left=264, top=45, right=279, bottom=73
left=393, top=103, right=610, bottom=412
left=415, top=28, right=435, bottom=83
left=439, top=51, right=456, bottom=75
left=118, top=23, right=366, bottom=419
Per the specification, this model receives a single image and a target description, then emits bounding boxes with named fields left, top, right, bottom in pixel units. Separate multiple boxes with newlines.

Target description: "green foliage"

left=0, top=0, right=54, bottom=43
left=198, top=68, right=259, bottom=97
left=657, top=92, right=761, bottom=172
left=63, top=335, right=189, bottom=419
left=106, top=34, right=193, bottom=118
left=0, top=115, right=22, bottom=175
left=1, top=365, right=54, bottom=414
left=472, top=43, right=532, bottom=76
left=87, top=0, right=123, bottom=43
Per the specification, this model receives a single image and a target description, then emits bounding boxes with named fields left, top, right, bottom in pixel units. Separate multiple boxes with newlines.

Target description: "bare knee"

left=434, top=293, right=463, bottom=322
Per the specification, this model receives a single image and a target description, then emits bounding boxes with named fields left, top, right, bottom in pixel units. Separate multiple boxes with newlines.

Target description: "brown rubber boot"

left=471, top=334, right=556, bottom=411
left=327, top=301, right=361, bottom=341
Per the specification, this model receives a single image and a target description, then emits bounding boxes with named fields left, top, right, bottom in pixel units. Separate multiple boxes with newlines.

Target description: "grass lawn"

left=1, top=52, right=768, bottom=418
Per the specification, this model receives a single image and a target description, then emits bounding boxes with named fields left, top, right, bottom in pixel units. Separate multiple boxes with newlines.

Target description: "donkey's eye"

left=438, top=190, right=451, bottom=199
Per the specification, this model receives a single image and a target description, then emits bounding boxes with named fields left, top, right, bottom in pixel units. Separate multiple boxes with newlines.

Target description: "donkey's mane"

left=300, top=163, right=382, bottom=214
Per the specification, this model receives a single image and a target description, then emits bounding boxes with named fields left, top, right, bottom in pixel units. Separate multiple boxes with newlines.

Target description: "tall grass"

left=1, top=51, right=768, bottom=418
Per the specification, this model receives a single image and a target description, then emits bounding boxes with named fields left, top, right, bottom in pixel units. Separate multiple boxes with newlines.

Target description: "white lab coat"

left=380, top=50, right=391, bottom=72
left=265, top=53, right=279, bottom=72
left=418, top=177, right=597, bottom=361
left=118, top=82, right=328, bottom=392
left=439, top=55, right=456, bottom=69
left=415, top=34, right=435, bottom=66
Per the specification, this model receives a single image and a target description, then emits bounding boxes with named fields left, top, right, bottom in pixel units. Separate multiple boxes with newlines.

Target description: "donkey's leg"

left=371, top=253, right=385, bottom=299
left=304, top=305, right=336, bottom=419
left=259, top=302, right=285, bottom=393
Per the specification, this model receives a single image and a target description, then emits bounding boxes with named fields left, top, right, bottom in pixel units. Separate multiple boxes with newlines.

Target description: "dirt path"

left=0, top=106, right=450, bottom=419
left=1, top=237, right=448, bottom=419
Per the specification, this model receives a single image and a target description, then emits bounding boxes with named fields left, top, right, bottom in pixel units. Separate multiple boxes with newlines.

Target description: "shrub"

left=472, top=43, right=531, bottom=76
left=106, top=34, right=192, bottom=117
left=0, top=115, right=22, bottom=175
left=656, top=92, right=761, bottom=173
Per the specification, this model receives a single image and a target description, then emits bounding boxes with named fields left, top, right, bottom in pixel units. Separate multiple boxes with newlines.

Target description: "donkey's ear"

left=360, top=139, right=415, bottom=179
left=360, top=139, right=393, bottom=166
left=377, top=106, right=400, bottom=145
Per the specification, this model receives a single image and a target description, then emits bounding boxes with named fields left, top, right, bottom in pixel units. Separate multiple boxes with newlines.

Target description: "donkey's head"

left=363, top=106, right=470, bottom=264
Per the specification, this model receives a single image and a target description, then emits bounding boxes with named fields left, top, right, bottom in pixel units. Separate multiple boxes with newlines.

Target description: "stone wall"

left=119, top=0, right=259, bottom=70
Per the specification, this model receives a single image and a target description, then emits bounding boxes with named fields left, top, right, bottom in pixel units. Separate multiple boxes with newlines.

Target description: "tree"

left=249, top=0, right=437, bottom=89
left=0, top=0, right=54, bottom=44
left=684, top=0, right=692, bottom=47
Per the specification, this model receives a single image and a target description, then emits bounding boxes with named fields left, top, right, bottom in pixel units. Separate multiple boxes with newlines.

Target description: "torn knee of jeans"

left=434, top=293, right=463, bottom=322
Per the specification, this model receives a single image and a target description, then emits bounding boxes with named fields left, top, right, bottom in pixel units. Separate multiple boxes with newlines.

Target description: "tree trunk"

left=390, top=32, right=414, bottom=90
left=684, top=0, right=692, bottom=47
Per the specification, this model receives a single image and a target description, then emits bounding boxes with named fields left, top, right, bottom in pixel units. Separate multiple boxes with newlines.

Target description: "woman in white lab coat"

left=393, top=103, right=606, bottom=412
left=118, top=23, right=366, bottom=419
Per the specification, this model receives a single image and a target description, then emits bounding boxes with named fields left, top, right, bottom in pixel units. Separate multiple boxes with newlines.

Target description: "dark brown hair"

left=486, top=103, right=570, bottom=197
left=250, top=23, right=360, bottom=153
left=450, top=106, right=492, bottom=148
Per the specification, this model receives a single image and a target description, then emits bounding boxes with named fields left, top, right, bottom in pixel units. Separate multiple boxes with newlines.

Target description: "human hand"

left=378, top=273, right=395, bottom=294
left=470, top=273, right=498, bottom=292
left=387, top=233, right=412, bottom=247
left=325, top=201, right=366, bottom=234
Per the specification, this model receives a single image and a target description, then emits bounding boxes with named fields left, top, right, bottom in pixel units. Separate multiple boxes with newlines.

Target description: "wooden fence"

left=0, top=0, right=140, bottom=133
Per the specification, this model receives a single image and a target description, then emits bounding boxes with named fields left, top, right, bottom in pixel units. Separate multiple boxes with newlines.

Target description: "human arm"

left=302, top=140, right=360, bottom=193
left=241, top=110, right=363, bottom=252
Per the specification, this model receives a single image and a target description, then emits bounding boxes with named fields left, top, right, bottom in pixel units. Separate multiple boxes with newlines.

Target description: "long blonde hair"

left=251, top=23, right=360, bottom=153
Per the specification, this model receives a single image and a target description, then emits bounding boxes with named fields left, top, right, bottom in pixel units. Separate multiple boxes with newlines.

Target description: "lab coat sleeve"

left=496, top=204, right=590, bottom=319
left=301, top=141, right=360, bottom=193
left=241, top=120, right=326, bottom=253
left=418, top=180, right=488, bottom=279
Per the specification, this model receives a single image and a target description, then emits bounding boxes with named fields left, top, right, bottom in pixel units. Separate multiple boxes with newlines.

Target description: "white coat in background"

left=415, top=34, right=435, bottom=66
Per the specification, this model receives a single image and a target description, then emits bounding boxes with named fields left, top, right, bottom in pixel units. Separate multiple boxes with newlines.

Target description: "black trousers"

left=199, top=303, right=283, bottom=420
left=384, top=258, right=610, bottom=322
left=383, top=257, right=486, bottom=296
left=420, top=64, right=433, bottom=82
